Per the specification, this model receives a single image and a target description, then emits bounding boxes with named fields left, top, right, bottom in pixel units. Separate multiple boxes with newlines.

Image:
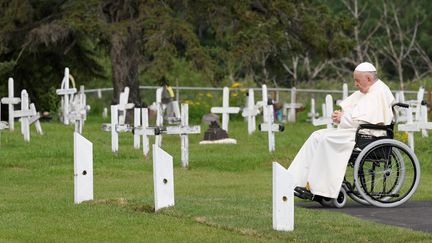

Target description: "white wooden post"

left=153, top=144, right=175, bottom=211
left=102, top=107, right=108, bottom=118
left=29, top=103, right=43, bottom=135
left=307, top=98, right=319, bottom=123
left=210, top=87, right=240, bottom=132
left=261, top=84, right=269, bottom=123
left=241, top=89, right=258, bottom=134
left=165, top=104, right=201, bottom=168
left=342, top=83, right=348, bottom=100
left=20, top=90, right=30, bottom=142
left=155, top=103, right=163, bottom=147
left=141, top=108, right=150, bottom=156
left=134, top=108, right=141, bottom=149
left=74, top=132, right=93, bottom=204
left=1, top=78, right=20, bottom=131
left=398, top=106, right=416, bottom=150
left=97, top=89, right=102, bottom=99
left=111, top=105, right=119, bottom=153
left=272, top=162, right=294, bottom=231
left=420, top=104, right=429, bottom=137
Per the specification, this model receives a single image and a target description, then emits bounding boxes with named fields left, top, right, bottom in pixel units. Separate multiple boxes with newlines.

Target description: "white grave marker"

left=307, top=98, right=319, bottom=122
left=241, top=88, right=259, bottom=134
left=153, top=145, right=175, bottom=211
left=111, top=105, right=119, bottom=153
left=165, top=104, right=201, bottom=168
left=283, top=87, right=303, bottom=123
left=74, top=132, right=93, bottom=204
left=398, top=106, right=432, bottom=150
left=133, top=108, right=160, bottom=157
left=56, top=67, right=77, bottom=125
left=210, top=87, right=240, bottom=132
left=257, top=84, right=270, bottom=123
left=259, top=105, right=284, bottom=152
left=312, top=95, right=334, bottom=129
left=273, top=162, right=294, bottom=231
left=117, top=87, right=135, bottom=125
left=13, top=90, right=43, bottom=141
left=1, top=78, right=20, bottom=131
left=134, top=108, right=141, bottom=149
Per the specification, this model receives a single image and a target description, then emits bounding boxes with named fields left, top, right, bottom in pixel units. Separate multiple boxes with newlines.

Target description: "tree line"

left=0, top=0, right=431, bottom=111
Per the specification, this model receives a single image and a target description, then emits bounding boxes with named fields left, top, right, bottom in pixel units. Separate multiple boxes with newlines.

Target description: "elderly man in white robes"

left=288, top=62, right=395, bottom=199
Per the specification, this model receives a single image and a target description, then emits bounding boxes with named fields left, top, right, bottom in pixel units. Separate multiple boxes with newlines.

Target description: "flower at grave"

left=231, top=82, right=241, bottom=89
left=206, top=92, right=213, bottom=98
left=395, top=132, right=408, bottom=143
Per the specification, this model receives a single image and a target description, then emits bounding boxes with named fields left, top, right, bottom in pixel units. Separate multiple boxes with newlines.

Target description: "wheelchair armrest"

left=358, top=124, right=388, bottom=131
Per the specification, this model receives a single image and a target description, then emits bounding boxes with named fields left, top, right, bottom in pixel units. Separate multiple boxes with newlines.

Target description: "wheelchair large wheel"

left=353, top=139, right=420, bottom=208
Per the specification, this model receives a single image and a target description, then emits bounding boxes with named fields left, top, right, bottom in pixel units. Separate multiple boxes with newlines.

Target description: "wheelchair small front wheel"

left=319, top=188, right=347, bottom=208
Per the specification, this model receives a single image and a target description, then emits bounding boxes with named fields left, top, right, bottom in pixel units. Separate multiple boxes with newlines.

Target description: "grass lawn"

left=1, top=116, right=431, bottom=242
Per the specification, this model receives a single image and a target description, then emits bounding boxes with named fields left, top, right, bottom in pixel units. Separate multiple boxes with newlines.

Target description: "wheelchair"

left=299, top=103, right=421, bottom=208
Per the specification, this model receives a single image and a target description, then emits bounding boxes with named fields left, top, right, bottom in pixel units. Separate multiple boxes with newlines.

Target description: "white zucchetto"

left=355, top=62, right=377, bottom=72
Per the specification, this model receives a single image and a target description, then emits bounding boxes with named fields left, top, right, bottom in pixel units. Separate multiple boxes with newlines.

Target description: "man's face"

left=353, top=71, right=373, bottom=93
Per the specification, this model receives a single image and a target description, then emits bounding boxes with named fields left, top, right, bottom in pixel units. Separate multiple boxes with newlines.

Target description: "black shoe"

left=294, top=186, right=314, bottom=200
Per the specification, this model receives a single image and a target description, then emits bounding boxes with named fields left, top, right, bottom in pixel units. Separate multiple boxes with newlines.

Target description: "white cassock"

left=287, top=80, right=395, bottom=198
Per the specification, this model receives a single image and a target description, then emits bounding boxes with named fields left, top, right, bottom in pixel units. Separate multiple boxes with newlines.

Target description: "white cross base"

left=273, top=162, right=294, bottom=231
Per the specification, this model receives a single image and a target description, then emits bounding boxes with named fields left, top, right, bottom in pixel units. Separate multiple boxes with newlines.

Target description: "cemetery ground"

left=1, top=117, right=432, bottom=242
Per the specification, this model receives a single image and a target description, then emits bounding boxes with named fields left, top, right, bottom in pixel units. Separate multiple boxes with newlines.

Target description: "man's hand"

left=332, top=110, right=343, bottom=124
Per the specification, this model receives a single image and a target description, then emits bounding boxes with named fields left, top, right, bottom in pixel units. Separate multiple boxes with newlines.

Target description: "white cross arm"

left=242, top=108, right=259, bottom=117
left=1, top=97, right=20, bottom=104
left=118, top=103, right=135, bottom=110
left=101, top=123, right=133, bottom=132
left=28, top=113, right=41, bottom=125
left=417, top=122, right=432, bottom=130
left=133, top=126, right=160, bottom=136
left=283, top=103, right=303, bottom=109
left=14, top=109, right=35, bottom=118
left=56, top=88, right=77, bottom=95
left=259, top=123, right=284, bottom=132
left=398, top=123, right=420, bottom=132
left=211, top=107, right=240, bottom=114
left=312, top=118, right=332, bottom=126
left=166, top=125, right=201, bottom=135
left=0, top=121, right=8, bottom=130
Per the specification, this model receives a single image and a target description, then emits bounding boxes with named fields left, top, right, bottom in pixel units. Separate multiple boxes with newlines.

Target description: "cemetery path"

left=298, top=201, right=432, bottom=233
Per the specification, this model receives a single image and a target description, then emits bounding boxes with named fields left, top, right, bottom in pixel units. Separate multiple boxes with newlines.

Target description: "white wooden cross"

left=153, top=144, right=175, bottom=211
left=74, top=132, right=93, bottom=204
left=210, top=87, right=240, bottom=132
left=70, top=86, right=90, bottom=134
left=337, top=83, right=349, bottom=105
left=165, top=104, right=201, bottom=168
left=1, top=78, right=21, bottom=131
left=283, top=87, right=303, bottom=123
left=398, top=106, right=432, bottom=150
left=56, top=67, right=77, bottom=125
left=133, top=108, right=160, bottom=157
left=307, top=98, right=319, bottom=123
left=14, top=90, right=43, bottom=142
left=241, top=88, right=259, bottom=134
left=256, top=84, right=270, bottom=123
left=117, top=87, right=135, bottom=125
left=312, top=94, right=334, bottom=129
left=259, top=105, right=284, bottom=152
left=272, top=162, right=294, bottom=231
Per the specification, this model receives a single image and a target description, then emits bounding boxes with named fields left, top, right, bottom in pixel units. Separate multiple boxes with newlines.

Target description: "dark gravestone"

left=203, top=121, right=229, bottom=141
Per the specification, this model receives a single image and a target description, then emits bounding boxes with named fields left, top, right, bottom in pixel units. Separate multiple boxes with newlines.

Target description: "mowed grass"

left=1, top=116, right=432, bottom=242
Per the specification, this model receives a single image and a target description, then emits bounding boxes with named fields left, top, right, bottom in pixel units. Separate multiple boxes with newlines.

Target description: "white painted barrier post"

left=74, top=132, right=93, bottom=204
left=272, top=162, right=294, bottom=231
left=210, top=87, right=240, bottom=132
left=153, top=145, right=175, bottom=211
